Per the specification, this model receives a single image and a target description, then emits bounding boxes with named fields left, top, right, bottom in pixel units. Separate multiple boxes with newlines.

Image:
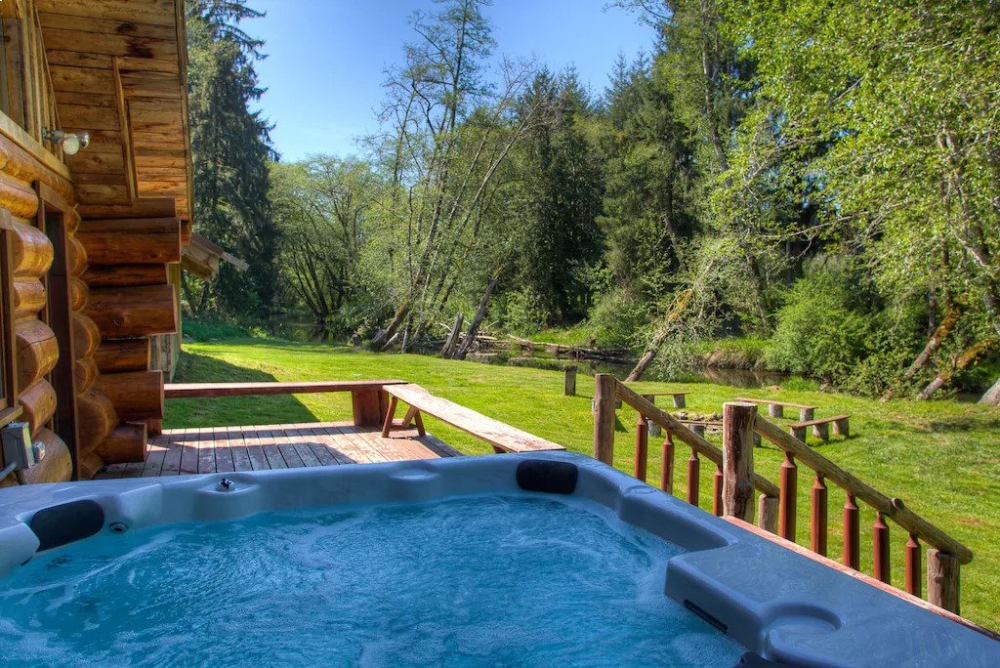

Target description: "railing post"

left=873, top=511, right=891, bottom=583
left=779, top=452, right=798, bottom=541
left=660, top=430, right=675, bottom=494
left=811, top=474, right=828, bottom=556
left=564, top=365, right=577, bottom=396
left=593, top=374, right=617, bottom=465
left=905, top=534, right=921, bottom=597
left=722, top=402, right=757, bottom=522
left=843, top=493, right=861, bottom=570
left=927, top=550, right=960, bottom=614
left=633, top=417, right=648, bottom=482
left=758, top=495, right=779, bottom=534
left=687, top=449, right=700, bottom=507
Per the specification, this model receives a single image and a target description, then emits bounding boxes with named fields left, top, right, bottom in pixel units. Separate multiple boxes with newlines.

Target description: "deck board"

left=94, top=423, right=463, bottom=478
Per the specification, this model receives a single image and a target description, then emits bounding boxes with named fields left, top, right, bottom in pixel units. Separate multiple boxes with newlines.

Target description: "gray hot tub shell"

left=0, top=451, right=996, bottom=666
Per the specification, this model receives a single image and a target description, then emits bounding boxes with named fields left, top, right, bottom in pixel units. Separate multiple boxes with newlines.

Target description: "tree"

left=366, top=0, right=539, bottom=350
left=510, top=68, right=604, bottom=324
left=185, top=0, right=278, bottom=319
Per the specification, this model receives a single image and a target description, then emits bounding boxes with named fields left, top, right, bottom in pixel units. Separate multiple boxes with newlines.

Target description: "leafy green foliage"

left=765, top=270, right=875, bottom=381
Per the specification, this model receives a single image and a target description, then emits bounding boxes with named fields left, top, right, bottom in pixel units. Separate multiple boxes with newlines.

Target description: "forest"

left=182, top=0, right=1000, bottom=404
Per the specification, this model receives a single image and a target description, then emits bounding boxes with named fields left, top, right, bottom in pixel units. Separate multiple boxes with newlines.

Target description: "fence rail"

left=592, top=374, right=972, bottom=617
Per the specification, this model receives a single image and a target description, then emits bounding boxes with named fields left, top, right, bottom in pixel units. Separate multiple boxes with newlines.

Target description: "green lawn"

left=169, top=337, right=1000, bottom=629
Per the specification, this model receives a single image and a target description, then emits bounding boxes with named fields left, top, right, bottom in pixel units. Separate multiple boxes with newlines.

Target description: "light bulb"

left=62, top=134, right=81, bottom=155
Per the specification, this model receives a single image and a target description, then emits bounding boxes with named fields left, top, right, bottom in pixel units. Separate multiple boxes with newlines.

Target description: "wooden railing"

left=592, top=374, right=972, bottom=616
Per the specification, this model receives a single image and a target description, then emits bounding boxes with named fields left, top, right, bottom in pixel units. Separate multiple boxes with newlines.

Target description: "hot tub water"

left=0, top=494, right=743, bottom=666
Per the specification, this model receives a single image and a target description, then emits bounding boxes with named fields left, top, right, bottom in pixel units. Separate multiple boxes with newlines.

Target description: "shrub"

left=589, top=288, right=649, bottom=349
left=764, top=270, right=874, bottom=382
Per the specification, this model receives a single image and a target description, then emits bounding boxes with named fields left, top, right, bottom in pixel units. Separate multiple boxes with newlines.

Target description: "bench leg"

left=352, top=388, right=384, bottom=428
left=402, top=405, right=419, bottom=428
left=790, top=426, right=807, bottom=442
left=833, top=419, right=849, bottom=438
left=769, top=405, right=783, bottom=419
left=673, top=395, right=685, bottom=408
left=800, top=408, right=814, bottom=422
left=692, top=425, right=706, bottom=438
left=413, top=410, right=426, bottom=437
left=381, top=397, right=398, bottom=438
left=642, top=395, right=661, bottom=437
left=813, top=423, right=829, bottom=441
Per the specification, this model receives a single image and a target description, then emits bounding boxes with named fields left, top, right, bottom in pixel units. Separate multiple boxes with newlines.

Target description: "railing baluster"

left=843, top=493, right=860, bottom=569
left=779, top=452, right=797, bottom=541
left=873, top=511, right=891, bottom=583
left=634, top=417, right=648, bottom=482
left=687, top=448, right=700, bottom=507
left=712, top=465, right=724, bottom=516
left=811, top=473, right=828, bottom=556
left=905, top=534, right=921, bottom=597
left=660, top=431, right=675, bottom=494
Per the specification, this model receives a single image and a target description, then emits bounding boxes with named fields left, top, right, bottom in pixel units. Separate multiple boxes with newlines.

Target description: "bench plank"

left=789, top=415, right=850, bottom=428
left=165, top=380, right=406, bottom=399
left=385, top=384, right=564, bottom=453
left=737, top=397, right=817, bottom=410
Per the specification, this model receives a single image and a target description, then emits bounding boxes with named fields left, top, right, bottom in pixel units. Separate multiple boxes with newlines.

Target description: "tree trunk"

left=980, top=376, right=1000, bottom=406
left=368, top=300, right=411, bottom=351
left=916, top=342, right=992, bottom=401
left=441, top=312, right=465, bottom=358
left=454, top=269, right=502, bottom=361
left=626, top=289, right=693, bottom=381
left=882, top=306, right=962, bottom=402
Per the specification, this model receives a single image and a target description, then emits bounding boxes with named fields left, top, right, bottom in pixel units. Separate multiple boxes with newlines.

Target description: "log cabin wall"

left=37, top=0, right=193, bottom=474
left=0, top=0, right=194, bottom=485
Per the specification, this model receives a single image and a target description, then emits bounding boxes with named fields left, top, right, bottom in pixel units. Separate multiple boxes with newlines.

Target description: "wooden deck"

left=93, top=422, right=463, bottom=479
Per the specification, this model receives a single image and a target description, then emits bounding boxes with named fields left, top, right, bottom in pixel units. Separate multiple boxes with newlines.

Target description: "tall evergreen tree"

left=185, top=0, right=278, bottom=318
left=512, top=69, right=604, bottom=323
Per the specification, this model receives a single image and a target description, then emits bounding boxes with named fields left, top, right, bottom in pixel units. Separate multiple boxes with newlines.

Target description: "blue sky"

left=245, top=0, right=655, bottom=161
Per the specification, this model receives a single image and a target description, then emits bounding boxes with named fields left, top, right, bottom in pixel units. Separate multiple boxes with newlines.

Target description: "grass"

left=168, top=335, right=1000, bottom=629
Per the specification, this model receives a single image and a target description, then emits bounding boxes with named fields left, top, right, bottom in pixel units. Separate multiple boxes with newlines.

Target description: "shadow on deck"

left=95, top=422, right=463, bottom=479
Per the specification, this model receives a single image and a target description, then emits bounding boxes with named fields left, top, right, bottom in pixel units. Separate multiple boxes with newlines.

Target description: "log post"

left=873, top=512, right=891, bottom=583
left=722, top=402, right=756, bottom=522
left=843, top=493, right=861, bottom=570
left=634, top=418, right=648, bottom=482
left=811, top=473, right=828, bottom=556
left=660, top=431, right=675, bottom=494
left=564, top=365, right=577, bottom=397
left=758, top=495, right=779, bottom=534
left=593, top=374, right=617, bottom=465
left=905, top=534, right=922, bottom=598
left=686, top=449, right=700, bottom=507
left=779, top=452, right=798, bottom=541
left=927, top=550, right=960, bottom=614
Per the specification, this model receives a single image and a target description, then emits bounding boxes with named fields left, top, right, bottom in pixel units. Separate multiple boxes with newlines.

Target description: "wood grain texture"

left=385, top=384, right=565, bottom=453
left=94, top=338, right=151, bottom=372
left=15, top=318, right=59, bottom=389
left=95, top=422, right=148, bottom=464
left=77, top=389, right=117, bottom=454
left=18, top=379, right=57, bottom=435
left=95, top=369, right=164, bottom=420
left=86, top=283, right=177, bottom=337
left=722, top=402, right=757, bottom=522
left=78, top=217, right=181, bottom=264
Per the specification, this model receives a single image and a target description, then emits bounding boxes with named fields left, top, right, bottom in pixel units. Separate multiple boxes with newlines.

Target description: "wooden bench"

left=789, top=415, right=850, bottom=442
left=164, top=380, right=407, bottom=428
left=383, top=384, right=565, bottom=454
left=736, top=397, right=816, bottom=421
left=639, top=391, right=688, bottom=408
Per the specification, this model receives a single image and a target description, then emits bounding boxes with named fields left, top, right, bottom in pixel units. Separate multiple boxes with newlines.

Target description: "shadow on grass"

left=927, top=417, right=1000, bottom=433
left=165, top=351, right=319, bottom=429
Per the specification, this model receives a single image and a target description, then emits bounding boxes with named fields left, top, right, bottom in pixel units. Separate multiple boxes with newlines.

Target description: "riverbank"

left=170, top=334, right=1000, bottom=628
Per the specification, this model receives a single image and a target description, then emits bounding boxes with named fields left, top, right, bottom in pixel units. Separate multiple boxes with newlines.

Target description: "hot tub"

left=0, top=452, right=996, bottom=666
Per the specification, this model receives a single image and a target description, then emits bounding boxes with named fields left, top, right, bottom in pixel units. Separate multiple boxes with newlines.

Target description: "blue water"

left=0, top=494, right=743, bottom=666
